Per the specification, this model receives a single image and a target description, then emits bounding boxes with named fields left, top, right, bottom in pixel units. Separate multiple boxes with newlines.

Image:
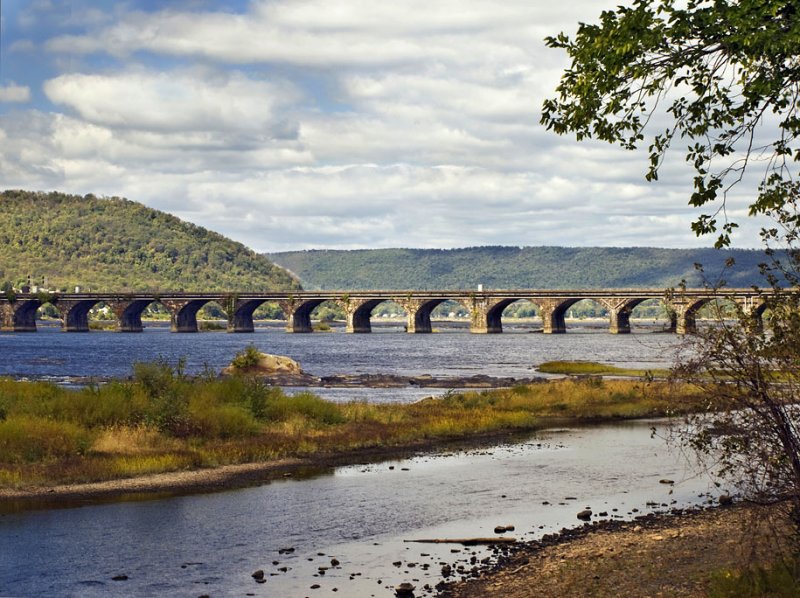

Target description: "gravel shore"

left=439, top=504, right=794, bottom=597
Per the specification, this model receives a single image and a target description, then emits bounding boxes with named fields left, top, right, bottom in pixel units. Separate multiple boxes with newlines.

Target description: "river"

left=0, top=322, right=717, bottom=597
left=0, top=320, right=682, bottom=402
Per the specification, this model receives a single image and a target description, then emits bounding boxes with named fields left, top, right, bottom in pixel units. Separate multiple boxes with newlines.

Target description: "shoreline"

left=0, top=428, right=538, bottom=509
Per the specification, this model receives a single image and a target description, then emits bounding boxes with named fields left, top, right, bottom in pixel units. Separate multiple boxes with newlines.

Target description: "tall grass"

left=0, top=364, right=707, bottom=488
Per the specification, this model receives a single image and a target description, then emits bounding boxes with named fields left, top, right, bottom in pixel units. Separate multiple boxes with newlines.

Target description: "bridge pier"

left=667, top=298, right=701, bottom=335
left=344, top=298, right=382, bottom=333
left=539, top=299, right=567, bottom=334
left=108, top=299, right=153, bottom=332
left=162, top=299, right=209, bottom=333
left=601, top=299, right=636, bottom=334
left=57, top=299, right=99, bottom=332
left=281, top=298, right=326, bottom=333
left=224, top=298, right=265, bottom=333
left=397, top=298, right=449, bottom=333
left=1, top=299, right=41, bottom=331
left=736, top=296, right=767, bottom=331
left=468, top=295, right=503, bottom=333
left=607, top=308, right=631, bottom=334
left=0, top=302, right=16, bottom=331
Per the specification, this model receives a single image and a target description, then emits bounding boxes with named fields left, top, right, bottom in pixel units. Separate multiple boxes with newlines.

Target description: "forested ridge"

left=268, top=246, right=771, bottom=290
left=0, top=190, right=298, bottom=292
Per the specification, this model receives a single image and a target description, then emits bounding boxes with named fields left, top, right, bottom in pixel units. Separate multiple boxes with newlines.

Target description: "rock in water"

left=576, top=509, right=593, bottom=520
left=222, top=353, right=320, bottom=385
left=395, top=582, right=415, bottom=597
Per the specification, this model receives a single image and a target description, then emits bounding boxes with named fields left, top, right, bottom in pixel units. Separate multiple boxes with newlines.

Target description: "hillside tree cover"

left=0, top=190, right=298, bottom=292
left=269, top=246, right=770, bottom=290
left=543, top=0, right=800, bottom=552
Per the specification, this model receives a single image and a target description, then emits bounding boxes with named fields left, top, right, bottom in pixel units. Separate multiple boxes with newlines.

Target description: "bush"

left=230, top=344, right=263, bottom=370
left=132, top=359, right=192, bottom=436
left=262, top=392, right=345, bottom=425
left=187, top=395, right=259, bottom=438
left=0, top=416, right=93, bottom=463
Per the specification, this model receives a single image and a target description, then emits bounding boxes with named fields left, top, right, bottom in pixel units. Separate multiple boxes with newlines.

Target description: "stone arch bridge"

left=0, top=289, right=768, bottom=335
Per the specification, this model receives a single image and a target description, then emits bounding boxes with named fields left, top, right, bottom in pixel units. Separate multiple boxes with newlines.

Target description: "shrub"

left=0, top=416, right=93, bottom=463
left=230, top=344, right=263, bottom=370
left=188, top=394, right=259, bottom=438
left=262, top=392, right=345, bottom=425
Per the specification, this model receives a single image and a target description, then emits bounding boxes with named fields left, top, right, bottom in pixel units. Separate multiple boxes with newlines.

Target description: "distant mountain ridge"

left=0, top=190, right=298, bottom=292
left=268, top=246, right=771, bottom=290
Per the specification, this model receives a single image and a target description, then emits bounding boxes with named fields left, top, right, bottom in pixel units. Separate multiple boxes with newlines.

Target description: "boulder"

left=395, top=582, right=415, bottom=597
left=576, top=509, right=593, bottom=520
left=223, top=353, right=320, bottom=385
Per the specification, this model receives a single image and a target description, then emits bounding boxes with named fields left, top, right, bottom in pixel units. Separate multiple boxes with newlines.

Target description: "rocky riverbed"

left=223, top=351, right=546, bottom=388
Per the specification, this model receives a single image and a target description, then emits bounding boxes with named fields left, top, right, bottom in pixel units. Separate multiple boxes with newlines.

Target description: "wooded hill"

left=0, top=190, right=297, bottom=292
left=268, top=246, right=772, bottom=290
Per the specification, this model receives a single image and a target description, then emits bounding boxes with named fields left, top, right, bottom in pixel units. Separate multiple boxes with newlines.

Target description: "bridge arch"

left=284, top=298, right=329, bottom=333
left=346, top=299, right=409, bottom=333
left=197, top=300, right=230, bottom=331
left=109, top=298, right=212, bottom=333
left=226, top=298, right=266, bottom=333
left=109, top=299, right=156, bottom=332
left=8, top=298, right=45, bottom=331
left=482, top=298, right=543, bottom=333
left=404, top=298, right=450, bottom=333
left=536, top=298, right=607, bottom=334
left=6, top=297, right=105, bottom=332
left=87, top=301, right=116, bottom=330
left=59, top=298, right=103, bottom=332
left=629, top=298, right=677, bottom=332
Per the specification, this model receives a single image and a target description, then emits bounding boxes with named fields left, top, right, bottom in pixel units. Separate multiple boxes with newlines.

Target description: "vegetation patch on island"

left=537, top=361, right=671, bottom=378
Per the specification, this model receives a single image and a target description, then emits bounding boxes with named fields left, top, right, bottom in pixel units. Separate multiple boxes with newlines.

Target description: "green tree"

left=544, top=0, right=800, bottom=558
left=541, top=0, right=800, bottom=248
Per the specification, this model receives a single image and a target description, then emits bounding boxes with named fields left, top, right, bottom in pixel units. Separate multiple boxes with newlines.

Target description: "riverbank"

left=439, top=503, right=796, bottom=597
left=0, top=428, right=533, bottom=506
left=0, top=369, right=708, bottom=497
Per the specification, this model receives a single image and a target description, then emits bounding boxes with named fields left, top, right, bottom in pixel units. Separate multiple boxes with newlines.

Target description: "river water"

left=0, top=322, right=717, bottom=597
left=1, top=320, right=682, bottom=402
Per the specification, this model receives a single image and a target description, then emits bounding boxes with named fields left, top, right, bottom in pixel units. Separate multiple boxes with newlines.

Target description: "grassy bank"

left=0, top=362, right=706, bottom=489
left=537, top=360, right=672, bottom=378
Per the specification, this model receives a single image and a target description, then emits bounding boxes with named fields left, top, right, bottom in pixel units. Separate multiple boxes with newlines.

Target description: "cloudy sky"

left=0, top=0, right=766, bottom=251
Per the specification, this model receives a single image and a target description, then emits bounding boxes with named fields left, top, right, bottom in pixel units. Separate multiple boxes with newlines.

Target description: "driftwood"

left=404, top=537, right=517, bottom=545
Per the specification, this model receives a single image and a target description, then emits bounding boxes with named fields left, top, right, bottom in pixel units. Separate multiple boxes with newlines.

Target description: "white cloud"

left=1, top=0, right=771, bottom=252
left=0, top=83, right=32, bottom=103
left=43, top=69, right=301, bottom=135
